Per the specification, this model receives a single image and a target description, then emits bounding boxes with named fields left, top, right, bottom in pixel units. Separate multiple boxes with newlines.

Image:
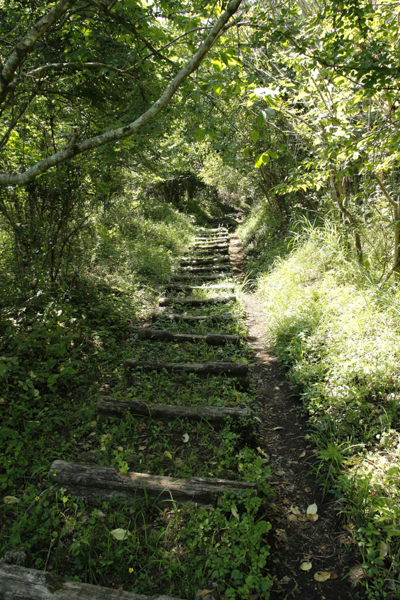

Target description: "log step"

left=152, top=313, right=240, bottom=323
left=171, top=274, right=231, bottom=281
left=49, top=460, right=256, bottom=506
left=164, top=283, right=235, bottom=292
left=97, top=397, right=251, bottom=425
left=125, top=359, right=248, bottom=377
left=192, top=242, right=229, bottom=249
left=137, top=328, right=240, bottom=344
left=196, top=228, right=228, bottom=234
left=180, top=256, right=230, bottom=266
left=0, top=565, right=185, bottom=600
left=180, top=265, right=231, bottom=273
left=194, top=236, right=229, bottom=243
left=159, top=296, right=236, bottom=306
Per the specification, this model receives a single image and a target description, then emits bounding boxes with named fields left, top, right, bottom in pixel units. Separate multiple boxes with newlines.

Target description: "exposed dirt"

left=229, top=233, right=359, bottom=600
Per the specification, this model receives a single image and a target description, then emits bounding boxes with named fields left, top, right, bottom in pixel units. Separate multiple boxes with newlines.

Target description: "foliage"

left=253, top=217, right=400, bottom=597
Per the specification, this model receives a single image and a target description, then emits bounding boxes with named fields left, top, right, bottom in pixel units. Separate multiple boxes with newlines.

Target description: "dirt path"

left=230, top=233, right=357, bottom=600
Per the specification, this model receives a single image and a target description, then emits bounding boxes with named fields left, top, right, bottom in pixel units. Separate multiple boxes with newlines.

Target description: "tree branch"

left=0, top=0, right=244, bottom=187
left=0, top=0, right=78, bottom=105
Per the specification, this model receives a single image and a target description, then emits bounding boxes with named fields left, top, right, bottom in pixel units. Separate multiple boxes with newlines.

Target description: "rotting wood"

left=97, top=397, right=251, bottom=424
left=159, top=296, right=236, bottom=306
left=152, top=312, right=240, bottom=323
left=180, top=265, right=231, bottom=273
left=0, top=564, right=186, bottom=600
left=125, top=359, right=248, bottom=377
left=137, top=328, right=240, bottom=344
left=48, top=460, right=256, bottom=505
left=180, top=256, right=230, bottom=266
left=164, top=284, right=235, bottom=292
left=196, top=228, right=228, bottom=234
left=192, top=242, right=229, bottom=249
left=193, top=237, right=229, bottom=244
left=171, top=274, right=231, bottom=281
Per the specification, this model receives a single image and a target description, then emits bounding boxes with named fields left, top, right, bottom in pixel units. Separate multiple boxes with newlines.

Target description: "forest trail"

left=229, top=234, right=357, bottom=600
left=2, top=224, right=358, bottom=600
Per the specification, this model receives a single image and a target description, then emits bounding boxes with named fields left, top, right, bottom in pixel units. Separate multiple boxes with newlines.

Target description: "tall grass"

left=254, top=218, right=400, bottom=597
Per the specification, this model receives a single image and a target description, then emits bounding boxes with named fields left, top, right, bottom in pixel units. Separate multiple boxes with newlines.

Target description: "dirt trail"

left=230, top=233, right=357, bottom=600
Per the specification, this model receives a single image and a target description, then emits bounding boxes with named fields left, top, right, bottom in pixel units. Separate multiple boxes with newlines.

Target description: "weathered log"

left=137, top=328, right=240, bottom=344
left=159, top=296, right=236, bottom=306
left=125, top=359, right=248, bottom=377
left=97, top=397, right=251, bottom=425
left=0, top=565, right=185, bottom=600
left=192, top=247, right=229, bottom=255
left=194, top=236, right=229, bottom=243
left=164, top=284, right=235, bottom=292
left=192, top=242, right=229, bottom=249
left=196, top=228, right=228, bottom=234
left=180, top=256, right=230, bottom=266
left=171, top=274, right=231, bottom=281
left=49, top=461, right=256, bottom=505
left=180, top=265, right=231, bottom=273
left=152, top=312, right=240, bottom=323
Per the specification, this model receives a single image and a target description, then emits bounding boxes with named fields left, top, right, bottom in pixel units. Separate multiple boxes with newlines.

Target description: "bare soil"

left=230, top=233, right=358, bottom=600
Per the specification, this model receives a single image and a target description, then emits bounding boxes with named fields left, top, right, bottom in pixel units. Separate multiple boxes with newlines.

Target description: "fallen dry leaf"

left=3, top=496, right=19, bottom=504
left=304, top=487, right=312, bottom=493
left=182, top=433, right=189, bottom=443
left=283, top=499, right=290, bottom=505
left=276, top=470, right=286, bottom=477
left=138, top=445, right=147, bottom=451
left=299, top=451, right=306, bottom=458
left=300, top=562, right=312, bottom=571
left=287, top=514, right=297, bottom=522
left=197, top=590, right=214, bottom=598
left=164, top=451, right=173, bottom=460
left=275, top=529, right=289, bottom=543
left=314, top=571, right=331, bottom=582
left=257, top=446, right=268, bottom=457
left=379, top=541, right=388, bottom=558
left=291, top=506, right=306, bottom=520
left=306, top=503, right=319, bottom=522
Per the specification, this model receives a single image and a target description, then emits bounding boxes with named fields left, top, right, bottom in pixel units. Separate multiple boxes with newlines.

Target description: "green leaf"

left=243, top=147, right=249, bottom=159
left=266, top=108, right=275, bottom=116
left=251, top=129, right=259, bottom=143
left=258, top=111, right=266, bottom=129
left=255, top=153, right=264, bottom=168
left=195, top=129, right=206, bottom=142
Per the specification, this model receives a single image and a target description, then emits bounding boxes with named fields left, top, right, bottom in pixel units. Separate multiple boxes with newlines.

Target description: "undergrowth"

left=0, top=197, right=273, bottom=599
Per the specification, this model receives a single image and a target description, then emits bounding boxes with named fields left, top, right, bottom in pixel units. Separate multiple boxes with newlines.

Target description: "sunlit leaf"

left=110, top=528, right=132, bottom=540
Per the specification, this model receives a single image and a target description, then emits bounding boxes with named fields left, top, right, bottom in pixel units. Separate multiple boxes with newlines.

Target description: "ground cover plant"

left=239, top=216, right=400, bottom=599
left=1, top=198, right=273, bottom=599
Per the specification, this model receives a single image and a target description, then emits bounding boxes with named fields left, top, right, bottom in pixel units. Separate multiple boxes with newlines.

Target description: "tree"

left=0, top=0, right=245, bottom=186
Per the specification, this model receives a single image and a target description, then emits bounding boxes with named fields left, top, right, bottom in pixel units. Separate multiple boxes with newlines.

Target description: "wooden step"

left=192, top=242, right=229, bottom=249
left=194, top=236, right=229, bottom=243
left=159, top=296, right=236, bottom=306
left=49, top=460, right=256, bottom=506
left=180, top=265, right=231, bottom=273
left=97, top=397, right=251, bottom=425
left=137, top=328, right=240, bottom=344
left=152, top=313, right=240, bottom=323
left=171, top=274, right=231, bottom=281
left=180, top=256, right=230, bottom=266
left=125, top=359, right=248, bottom=377
left=0, top=565, right=185, bottom=600
left=164, top=283, right=235, bottom=292
left=196, top=228, right=228, bottom=234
